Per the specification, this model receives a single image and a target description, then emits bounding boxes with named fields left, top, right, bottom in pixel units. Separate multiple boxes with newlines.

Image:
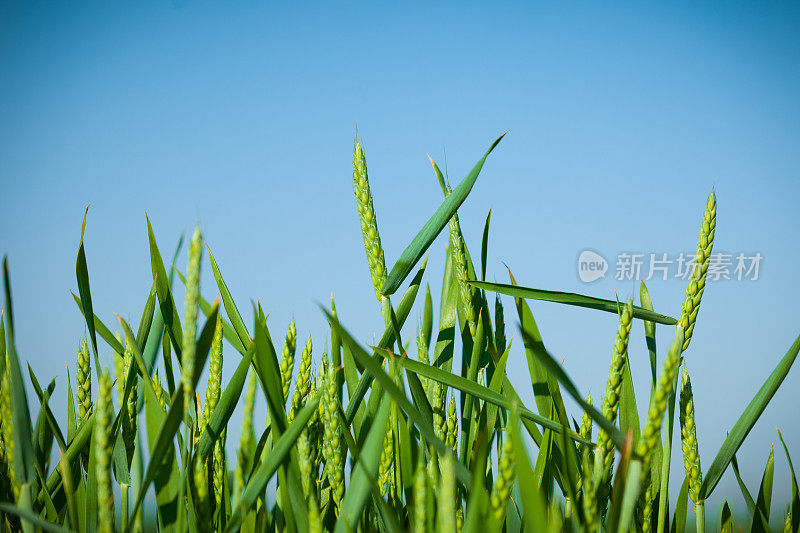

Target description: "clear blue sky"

left=2, top=1, right=799, bottom=519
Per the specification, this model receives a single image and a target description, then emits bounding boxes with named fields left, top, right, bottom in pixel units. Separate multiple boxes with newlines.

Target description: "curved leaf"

left=470, top=280, right=677, bottom=325
left=381, top=133, right=505, bottom=296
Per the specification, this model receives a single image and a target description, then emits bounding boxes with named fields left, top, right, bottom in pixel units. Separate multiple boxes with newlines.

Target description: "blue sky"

left=2, top=1, right=799, bottom=519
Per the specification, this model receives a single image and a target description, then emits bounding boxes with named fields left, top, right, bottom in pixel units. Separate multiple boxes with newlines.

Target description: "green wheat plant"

left=0, top=133, right=797, bottom=533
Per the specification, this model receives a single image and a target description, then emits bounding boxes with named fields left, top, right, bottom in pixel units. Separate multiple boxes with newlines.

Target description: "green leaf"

left=396, top=356, right=588, bottom=443
left=70, top=292, right=124, bottom=354
left=470, top=280, right=677, bottom=325
left=699, top=332, right=800, bottom=500
left=640, top=280, right=658, bottom=386
left=777, top=429, right=799, bottom=532
left=459, top=316, right=484, bottom=464
left=731, top=454, right=756, bottom=515
left=508, top=404, right=548, bottom=532
left=616, top=459, right=643, bottom=533
left=146, top=214, right=184, bottom=360
left=519, top=327, right=627, bottom=449
left=75, top=207, right=101, bottom=373
left=227, top=391, right=321, bottom=532
left=719, top=500, right=733, bottom=533
left=670, top=476, right=689, bottom=533
left=195, top=341, right=256, bottom=459
left=751, top=445, right=775, bottom=533
left=27, top=366, right=67, bottom=458
left=207, top=246, right=252, bottom=351
left=480, top=208, right=491, bottom=282
left=0, top=502, right=73, bottom=533
left=37, top=414, right=93, bottom=507
left=344, top=258, right=427, bottom=425
left=126, top=302, right=219, bottom=531
left=381, top=133, right=505, bottom=296
left=143, top=370, right=181, bottom=529
left=619, top=356, right=641, bottom=446
left=335, top=392, right=392, bottom=533
left=423, top=282, right=433, bottom=352
left=3, top=256, right=34, bottom=485
left=324, top=307, right=472, bottom=485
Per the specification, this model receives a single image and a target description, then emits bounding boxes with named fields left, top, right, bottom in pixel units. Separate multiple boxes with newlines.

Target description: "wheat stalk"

left=679, top=190, right=716, bottom=352
left=279, top=320, right=297, bottom=402
left=76, top=338, right=91, bottom=427
left=596, top=300, right=633, bottom=481
left=95, top=371, right=115, bottom=533
left=182, top=226, right=203, bottom=413
left=353, top=139, right=388, bottom=301
left=490, top=437, right=515, bottom=522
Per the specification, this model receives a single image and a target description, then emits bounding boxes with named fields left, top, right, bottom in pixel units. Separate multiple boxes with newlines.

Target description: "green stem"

left=695, top=501, right=705, bottom=533
left=121, top=483, right=129, bottom=531
left=656, top=373, right=680, bottom=533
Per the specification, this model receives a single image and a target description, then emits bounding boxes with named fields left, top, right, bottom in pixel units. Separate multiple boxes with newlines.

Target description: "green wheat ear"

left=413, top=454, right=427, bottom=533
left=581, top=448, right=598, bottom=532
left=76, top=338, right=92, bottom=427
left=122, top=329, right=138, bottom=462
left=201, top=313, right=224, bottom=434
left=495, top=293, right=506, bottom=354
left=679, top=368, right=702, bottom=503
left=152, top=369, right=166, bottom=411
left=308, top=492, right=323, bottom=533
left=784, top=504, right=792, bottom=533
left=95, top=371, right=115, bottom=533
left=637, top=327, right=685, bottom=478
left=417, top=326, right=430, bottom=399
left=353, top=139, right=388, bottom=301
left=0, top=370, right=19, bottom=500
left=289, top=336, right=312, bottom=421
left=446, top=391, right=458, bottom=453
left=379, top=414, right=395, bottom=498
left=579, top=393, right=593, bottom=446
left=679, top=190, right=716, bottom=352
left=192, top=455, right=212, bottom=533
left=490, top=437, right=515, bottom=522
left=596, top=299, right=633, bottom=480
left=182, top=225, right=203, bottom=414
left=322, top=354, right=344, bottom=510
left=279, top=320, right=297, bottom=402
left=235, top=370, right=257, bottom=497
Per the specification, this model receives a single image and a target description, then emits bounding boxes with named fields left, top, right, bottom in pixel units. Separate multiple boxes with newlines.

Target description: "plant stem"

left=121, top=483, right=129, bottom=531
left=656, top=374, right=680, bottom=533
left=695, top=501, right=705, bottom=533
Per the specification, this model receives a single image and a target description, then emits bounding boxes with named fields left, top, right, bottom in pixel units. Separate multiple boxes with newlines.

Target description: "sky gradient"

left=2, top=1, right=799, bottom=520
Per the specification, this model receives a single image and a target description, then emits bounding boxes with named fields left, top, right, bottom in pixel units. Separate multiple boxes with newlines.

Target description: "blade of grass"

left=3, top=256, right=35, bottom=485
left=335, top=391, right=392, bottom=533
left=0, top=502, right=73, bottom=533
left=126, top=302, right=219, bottom=531
left=731, top=455, right=756, bottom=515
left=344, top=258, right=427, bottom=425
left=470, top=281, right=677, bottom=325
left=777, top=429, right=799, bottom=532
left=519, top=327, right=627, bottom=449
left=325, top=307, right=472, bottom=485
left=699, top=332, right=800, bottom=499
left=480, top=209, right=491, bottom=282
left=751, top=446, right=775, bottom=533
left=226, top=391, right=321, bottom=532
left=382, top=133, right=505, bottom=296
left=75, top=207, right=101, bottom=373
left=146, top=214, right=184, bottom=360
